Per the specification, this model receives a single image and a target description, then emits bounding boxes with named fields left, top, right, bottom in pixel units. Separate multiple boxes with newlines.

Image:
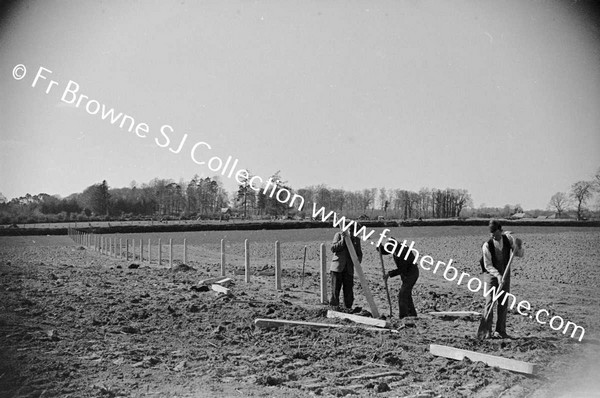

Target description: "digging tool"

left=378, top=251, right=393, bottom=318
left=301, top=245, right=307, bottom=287
left=476, top=249, right=515, bottom=339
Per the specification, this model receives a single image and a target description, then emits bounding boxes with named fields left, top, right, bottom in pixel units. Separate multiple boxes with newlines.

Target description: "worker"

left=329, top=227, right=363, bottom=312
left=480, top=219, right=524, bottom=338
left=379, top=236, right=419, bottom=318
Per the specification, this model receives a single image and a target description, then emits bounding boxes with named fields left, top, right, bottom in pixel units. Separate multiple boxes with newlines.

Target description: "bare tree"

left=570, top=181, right=593, bottom=220
left=378, top=188, right=387, bottom=211
left=454, top=189, right=473, bottom=217
left=548, top=192, right=570, bottom=217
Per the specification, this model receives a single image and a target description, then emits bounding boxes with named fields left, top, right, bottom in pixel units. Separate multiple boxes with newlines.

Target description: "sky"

left=1, top=0, right=599, bottom=210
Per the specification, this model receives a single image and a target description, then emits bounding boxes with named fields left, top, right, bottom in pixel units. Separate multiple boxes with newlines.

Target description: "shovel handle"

left=379, top=251, right=393, bottom=318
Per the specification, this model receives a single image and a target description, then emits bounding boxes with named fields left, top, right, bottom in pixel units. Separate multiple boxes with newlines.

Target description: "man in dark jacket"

left=329, top=228, right=363, bottom=310
left=379, top=237, right=419, bottom=318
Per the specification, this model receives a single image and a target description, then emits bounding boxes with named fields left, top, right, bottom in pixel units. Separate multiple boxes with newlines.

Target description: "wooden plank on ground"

left=198, top=276, right=225, bottom=286
left=214, top=277, right=232, bottom=287
left=211, top=284, right=231, bottom=295
left=429, top=344, right=538, bottom=374
left=343, top=234, right=380, bottom=318
left=255, top=318, right=343, bottom=329
left=429, top=311, right=481, bottom=317
left=327, top=310, right=389, bottom=328
left=344, top=371, right=408, bottom=381
left=254, top=318, right=401, bottom=333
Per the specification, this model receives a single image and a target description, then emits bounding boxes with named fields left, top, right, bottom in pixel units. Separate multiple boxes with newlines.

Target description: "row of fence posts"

left=68, top=227, right=329, bottom=303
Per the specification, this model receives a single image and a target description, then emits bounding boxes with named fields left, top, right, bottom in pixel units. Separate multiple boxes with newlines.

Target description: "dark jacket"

left=389, top=249, right=418, bottom=278
left=330, top=232, right=363, bottom=274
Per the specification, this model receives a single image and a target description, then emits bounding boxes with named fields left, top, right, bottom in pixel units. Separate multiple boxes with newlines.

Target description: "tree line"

left=236, top=172, right=473, bottom=220
left=0, top=176, right=229, bottom=224
left=1, top=166, right=598, bottom=224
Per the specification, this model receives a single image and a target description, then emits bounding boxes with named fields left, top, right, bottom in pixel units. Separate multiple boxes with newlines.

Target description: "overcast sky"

left=1, top=0, right=599, bottom=209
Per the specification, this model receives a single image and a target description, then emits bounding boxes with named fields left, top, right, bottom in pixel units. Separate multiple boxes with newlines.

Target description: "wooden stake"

left=140, top=239, right=143, bottom=262
left=220, top=239, right=225, bottom=277
left=148, top=239, right=151, bottom=264
left=119, top=238, right=122, bottom=258
left=301, top=245, right=307, bottom=287
left=158, top=238, right=162, bottom=266
left=320, top=243, right=327, bottom=304
left=244, top=239, right=250, bottom=283
left=169, top=238, right=173, bottom=268
left=126, top=239, right=129, bottom=261
left=275, top=241, right=281, bottom=290
left=132, top=239, right=135, bottom=261
left=343, top=234, right=379, bottom=318
left=183, top=238, right=187, bottom=264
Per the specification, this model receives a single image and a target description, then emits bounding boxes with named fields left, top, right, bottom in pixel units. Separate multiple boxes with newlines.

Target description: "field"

left=1, top=226, right=599, bottom=397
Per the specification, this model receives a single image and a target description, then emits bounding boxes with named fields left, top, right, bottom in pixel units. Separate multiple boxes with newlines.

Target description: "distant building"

left=509, top=212, right=533, bottom=220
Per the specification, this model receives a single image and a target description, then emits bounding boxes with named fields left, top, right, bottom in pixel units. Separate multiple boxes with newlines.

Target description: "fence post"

left=183, top=238, right=187, bottom=264
left=140, top=239, right=143, bottom=262
left=158, top=238, right=162, bottom=266
left=245, top=239, right=250, bottom=283
left=275, top=241, right=281, bottom=290
left=320, top=243, right=327, bottom=304
left=220, top=239, right=225, bottom=277
left=126, top=239, right=129, bottom=261
left=148, top=239, right=151, bottom=264
left=119, top=238, right=122, bottom=258
left=169, top=238, right=173, bottom=268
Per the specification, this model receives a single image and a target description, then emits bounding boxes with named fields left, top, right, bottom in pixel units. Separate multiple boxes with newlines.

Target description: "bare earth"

left=1, top=228, right=599, bottom=398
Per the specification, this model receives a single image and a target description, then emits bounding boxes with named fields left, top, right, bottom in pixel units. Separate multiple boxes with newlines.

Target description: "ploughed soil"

left=1, top=228, right=599, bottom=398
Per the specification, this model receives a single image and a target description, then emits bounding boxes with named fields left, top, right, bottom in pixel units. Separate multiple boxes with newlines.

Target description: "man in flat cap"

left=481, top=219, right=524, bottom=338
